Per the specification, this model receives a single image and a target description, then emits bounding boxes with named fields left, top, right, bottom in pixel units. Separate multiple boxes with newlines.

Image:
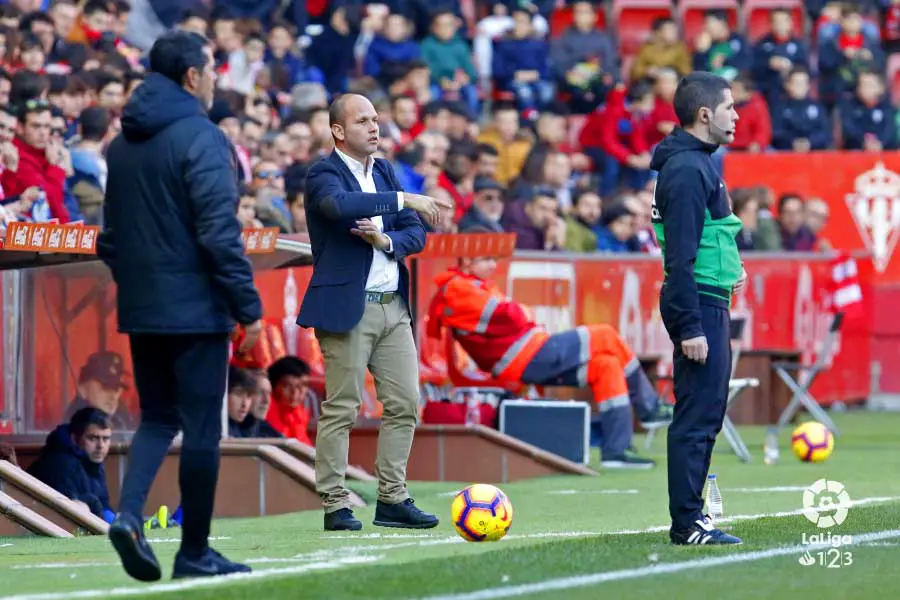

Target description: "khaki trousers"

left=314, top=297, right=420, bottom=513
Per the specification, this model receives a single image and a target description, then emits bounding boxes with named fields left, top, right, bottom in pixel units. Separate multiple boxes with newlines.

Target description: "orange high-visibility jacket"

left=427, top=268, right=548, bottom=381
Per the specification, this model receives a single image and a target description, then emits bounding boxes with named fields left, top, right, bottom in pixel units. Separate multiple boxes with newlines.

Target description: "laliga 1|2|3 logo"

left=798, top=479, right=854, bottom=569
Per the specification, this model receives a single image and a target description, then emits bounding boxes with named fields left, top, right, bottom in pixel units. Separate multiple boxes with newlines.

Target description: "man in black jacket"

left=98, top=30, right=262, bottom=582
left=28, top=407, right=115, bottom=523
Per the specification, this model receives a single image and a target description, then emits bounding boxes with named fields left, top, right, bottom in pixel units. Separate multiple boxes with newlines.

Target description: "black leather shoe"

left=324, top=508, right=363, bottom=531
left=172, top=547, right=251, bottom=579
left=373, top=498, right=439, bottom=529
left=108, top=513, right=162, bottom=582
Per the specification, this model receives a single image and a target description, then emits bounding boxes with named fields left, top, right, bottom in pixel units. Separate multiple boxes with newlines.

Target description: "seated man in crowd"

left=238, top=370, right=283, bottom=438
left=28, top=407, right=115, bottom=522
left=426, top=239, right=671, bottom=469
left=63, top=351, right=135, bottom=430
left=266, top=356, right=314, bottom=445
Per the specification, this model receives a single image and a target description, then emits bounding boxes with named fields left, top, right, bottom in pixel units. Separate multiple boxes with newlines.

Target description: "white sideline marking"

left=547, top=489, right=639, bottom=496
left=12, top=563, right=117, bottom=571
left=0, top=555, right=381, bottom=600
left=414, top=529, right=900, bottom=600
left=148, top=536, right=231, bottom=544
left=323, top=533, right=438, bottom=540
left=0, top=544, right=12, bottom=548
left=605, top=495, right=900, bottom=536
left=724, top=486, right=808, bottom=493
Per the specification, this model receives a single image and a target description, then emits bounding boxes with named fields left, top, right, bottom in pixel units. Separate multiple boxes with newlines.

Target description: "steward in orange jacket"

left=428, top=257, right=666, bottom=468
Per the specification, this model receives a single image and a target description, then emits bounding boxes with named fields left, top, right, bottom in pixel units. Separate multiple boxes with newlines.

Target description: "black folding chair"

left=774, top=312, right=844, bottom=435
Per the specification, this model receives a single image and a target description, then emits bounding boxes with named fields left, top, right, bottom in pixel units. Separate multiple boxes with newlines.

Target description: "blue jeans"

left=511, top=80, right=555, bottom=111
left=600, top=154, right=653, bottom=196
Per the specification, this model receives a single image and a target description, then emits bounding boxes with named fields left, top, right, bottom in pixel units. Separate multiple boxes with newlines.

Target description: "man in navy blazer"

left=299, top=94, right=450, bottom=532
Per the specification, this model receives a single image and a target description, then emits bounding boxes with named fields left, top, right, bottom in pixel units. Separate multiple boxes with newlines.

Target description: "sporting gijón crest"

left=845, top=162, right=900, bottom=273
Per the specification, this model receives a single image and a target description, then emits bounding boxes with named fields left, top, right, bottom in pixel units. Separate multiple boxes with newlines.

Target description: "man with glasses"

left=458, top=176, right=505, bottom=233
left=0, top=98, right=70, bottom=221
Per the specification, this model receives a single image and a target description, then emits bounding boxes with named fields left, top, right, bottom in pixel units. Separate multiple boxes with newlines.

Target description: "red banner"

left=725, top=152, right=897, bottom=391
left=25, top=252, right=870, bottom=431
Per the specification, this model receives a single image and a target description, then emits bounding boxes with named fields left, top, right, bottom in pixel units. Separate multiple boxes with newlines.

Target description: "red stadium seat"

left=549, top=4, right=608, bottom=38
left=744, top=0, right=805, bottom=42
left=613, top=0, right=674, bottom=58
left=679, top=0, right=739, bottom=48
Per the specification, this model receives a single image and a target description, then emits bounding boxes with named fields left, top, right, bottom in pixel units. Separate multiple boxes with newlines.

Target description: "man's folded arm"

left=306, top=162, right=402, bottom=220
left=385, top=208, right=426, bottom=260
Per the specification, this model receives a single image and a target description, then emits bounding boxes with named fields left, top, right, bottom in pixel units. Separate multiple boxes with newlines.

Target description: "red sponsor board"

left=724, top=152, right=897, bottom=392
left=25, top=252, right=870, bottom=431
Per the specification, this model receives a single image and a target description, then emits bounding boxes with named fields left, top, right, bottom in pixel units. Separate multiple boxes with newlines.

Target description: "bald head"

left=329, top=94, right=380, bottom=162
left=329, top=94, right=372, bottom=128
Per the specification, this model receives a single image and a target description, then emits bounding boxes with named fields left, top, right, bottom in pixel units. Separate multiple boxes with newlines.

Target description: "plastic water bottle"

left=465, top=393, right=481, bottom=426
left=764, top=426, right=780, bottom=465
left=706, top=474, right=723, bottom=523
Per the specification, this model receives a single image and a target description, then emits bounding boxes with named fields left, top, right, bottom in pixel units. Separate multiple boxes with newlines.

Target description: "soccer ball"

left=791, top=421, right=834, bottom=463
left=450, top=484, right=513, bottom=542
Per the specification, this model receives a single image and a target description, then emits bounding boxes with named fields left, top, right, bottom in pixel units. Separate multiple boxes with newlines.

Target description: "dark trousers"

left=663, top=300, right=731, bottom=530
left=118, top=333, right=229, bottom=556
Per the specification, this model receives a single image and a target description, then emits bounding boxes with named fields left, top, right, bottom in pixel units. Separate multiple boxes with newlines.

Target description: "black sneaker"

left=640, top=403, right=674, bottom=430
left=108, top=513, right=162, bottom=582
left=670, top=515, right=743, bottom=545
left=324, top=508, right=363, bottom=532
left=601, top=448, right=656, bottom=469
left=172, top=547, right=251, bottom=579
left=373, top=498, right=439, bottom=529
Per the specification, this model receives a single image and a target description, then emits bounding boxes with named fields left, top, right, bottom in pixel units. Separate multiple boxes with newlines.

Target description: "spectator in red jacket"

left=730, top=74, right=772, bottom=152
left=579, top=82, right=655, bottom=195
left=646, top=68, right=678, bottom=146
left=265, top=356, right=313, bottom=446
left=1, top=98, right=70, bottom=221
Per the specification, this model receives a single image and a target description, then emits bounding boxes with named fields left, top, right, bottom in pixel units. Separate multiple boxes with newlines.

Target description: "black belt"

left=365, top=291, right=398, bottom=304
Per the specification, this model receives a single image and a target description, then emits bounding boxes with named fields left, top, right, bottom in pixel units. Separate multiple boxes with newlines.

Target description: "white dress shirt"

left=334, top=148, right=404, bottom=293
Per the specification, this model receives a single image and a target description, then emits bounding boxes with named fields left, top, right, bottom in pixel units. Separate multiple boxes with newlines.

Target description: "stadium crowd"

left=0, top=0, right=877, bottom=256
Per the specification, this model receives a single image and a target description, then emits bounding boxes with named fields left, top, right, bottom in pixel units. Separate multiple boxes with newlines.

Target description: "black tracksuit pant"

left=663, top=296, right=731, bottom=531
left=117, top=333, right=229, bottom=556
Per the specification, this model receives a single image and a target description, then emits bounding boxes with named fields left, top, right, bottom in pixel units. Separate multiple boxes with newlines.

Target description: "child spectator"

left=226, top=366, right=258, bottom=438
left=818, top=5, right=884, bottom=106
left=693, top=10, right=750, bottom=78
left=730, top=74, right=772, bottom=153
left=752, top=9, right=809, bottom=102
left=266, top=21, right=323, bottom=93
left=265, top=356, right=314, bottom=446
left=237, top=186, right=264, bottom=229
left=492, top=8, right=553, bottom=111
left=94, top=72, right=124, bottom=113
left=579, top=82, right=654, bottom=195
left=364, top=13, right=421, bottom=90
left=839, top=71, right=898, bottom=151
left=69, top=105, right=110, bottom=224
left=778, top=193, right=817, bottom=251
left=420, top=11, right=478, bottom=113
left=631, top=17, right=691, bottom=81
left=18, top=32, right=47, bottom=73
left=550, top=0, right=616, bottom=114
left=595, top=200, right=637, bottom=253
left=771, top=68, right=832, bottom=152
left=219, top=31, right=267, bottom=96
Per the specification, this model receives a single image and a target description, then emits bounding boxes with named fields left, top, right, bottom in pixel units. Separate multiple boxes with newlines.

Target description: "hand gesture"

left=681, top=335, right=708, bottom=364
left=0, top=142, right=18, bottom=172
left=351, top=218, right=391, bottom=251
left=238, top=320, right=263, bottom=353
left=404, top=193, right=454, bottom=227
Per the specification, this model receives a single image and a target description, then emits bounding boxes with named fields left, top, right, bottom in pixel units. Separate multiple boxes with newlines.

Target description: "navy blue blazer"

left=298, top=151, right=426, bottom=333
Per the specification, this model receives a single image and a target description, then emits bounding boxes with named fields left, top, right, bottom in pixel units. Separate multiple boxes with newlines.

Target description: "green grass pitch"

left=2, top=411, right=900, bottom=599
